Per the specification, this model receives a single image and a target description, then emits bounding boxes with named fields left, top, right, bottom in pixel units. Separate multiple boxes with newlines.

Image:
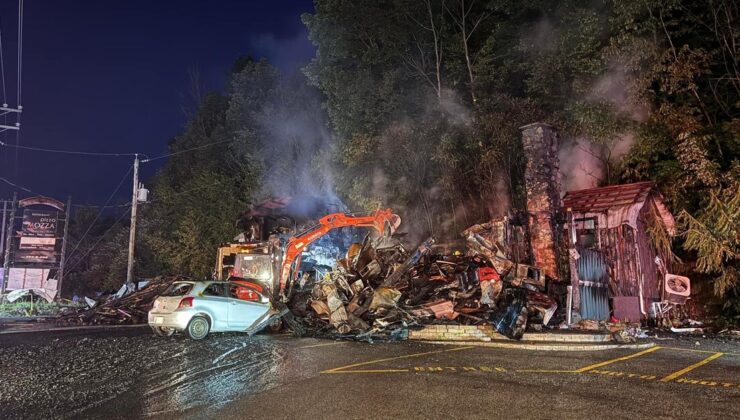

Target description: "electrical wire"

left=63, top=181, right=225, bottom=277
left=139, top=180, right=223, bottom=206
left=0, top=23, right=6, bottom=105
left=16, top=0, right=23, bottom=107
left=141, top=137, right=235, bottom=163
left=0, top=176, right=54, bottom=197
left=63, top=207, right=131, bottom=276
left=72, top=202, right=132, bottom=209
left=1, top=18, right=7, bottom=176
left=0, top=136, right=233, bottom=161
left=62, top=165, right=133, bottom=265
left=0, top=176, right=131, bottom=209
left=0, top=139, right=141, bottom=157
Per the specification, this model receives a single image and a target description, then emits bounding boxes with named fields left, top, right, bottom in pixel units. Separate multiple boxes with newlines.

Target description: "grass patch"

left=0, top=300, right=81, bottom=317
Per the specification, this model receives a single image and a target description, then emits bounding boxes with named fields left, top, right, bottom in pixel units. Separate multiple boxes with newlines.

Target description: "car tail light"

left=178, top=297, right=194, bottom=309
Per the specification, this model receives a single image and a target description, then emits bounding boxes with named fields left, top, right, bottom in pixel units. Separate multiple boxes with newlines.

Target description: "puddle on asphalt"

left=1, top=332, right=340, bottom=419
left=139, top=335, right=285, bottom=416
left=73, top=334, right=314, bottom=419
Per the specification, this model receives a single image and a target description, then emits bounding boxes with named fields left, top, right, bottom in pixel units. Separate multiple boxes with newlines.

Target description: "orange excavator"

left=215, top=209, right=401, bottom=301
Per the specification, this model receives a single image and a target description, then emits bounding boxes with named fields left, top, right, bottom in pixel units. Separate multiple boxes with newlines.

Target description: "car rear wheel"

left=186, top=316, right=210, bottom=340
left=267, top=318, right=283, bottom=333
left=151, top=326, right=175, bottom=337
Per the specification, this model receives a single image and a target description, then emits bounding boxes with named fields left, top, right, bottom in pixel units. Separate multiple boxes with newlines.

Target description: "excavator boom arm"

left=279, top=209, right=399, bottom=297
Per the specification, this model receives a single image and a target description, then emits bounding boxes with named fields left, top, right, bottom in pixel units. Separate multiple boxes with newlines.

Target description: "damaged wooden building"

left=512, top=123, right=689, bottom=323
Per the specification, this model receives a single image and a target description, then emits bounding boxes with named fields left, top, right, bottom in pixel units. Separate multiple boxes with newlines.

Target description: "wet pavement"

left=0, top=328, right=738, bottom=419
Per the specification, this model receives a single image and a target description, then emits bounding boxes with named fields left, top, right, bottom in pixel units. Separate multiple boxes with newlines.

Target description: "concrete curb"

left=518, top=332, right=613, bottom=343
left=0, top=324, right=148, bottom=335
left=426, top=340, right=657, bottom=352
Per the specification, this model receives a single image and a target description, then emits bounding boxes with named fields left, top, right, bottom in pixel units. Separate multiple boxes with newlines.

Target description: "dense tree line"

left=65, top=1, right=737, bottom=316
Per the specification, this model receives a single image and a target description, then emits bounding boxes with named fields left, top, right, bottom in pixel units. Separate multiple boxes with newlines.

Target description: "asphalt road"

left=0, top=327, right=738, bottom=419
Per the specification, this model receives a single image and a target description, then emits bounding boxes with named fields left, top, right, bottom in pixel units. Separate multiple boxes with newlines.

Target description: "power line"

left=63, top=165, right=133, bottom=265
left=73, top=202, right=132, bottom=209
left=0, top=139, right=141, bottom=157
left=0, top=23, right=6, bottom=104
left=141, top=137, right=235, bottom=163
left=140, top=180, right=223, bottom=206
left=0, top=136, right=235, bottom=162
left=0, top=176, right=53, bottom=197
left=0, top=176, right=132, bottom=208
left=1, top=167, right=222, bottom=208
left=16, top=0, right=23, bottom=107
left=64, top=207, right=131, bottom=276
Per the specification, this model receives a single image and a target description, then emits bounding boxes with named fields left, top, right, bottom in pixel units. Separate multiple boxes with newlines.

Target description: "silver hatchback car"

left=148, top=280, right=275, bottom=340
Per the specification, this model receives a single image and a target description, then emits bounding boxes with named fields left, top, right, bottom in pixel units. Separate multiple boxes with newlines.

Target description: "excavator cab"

left=216, top=209, right=400, bottom=304
left=233, top=254, right=273, bottom=283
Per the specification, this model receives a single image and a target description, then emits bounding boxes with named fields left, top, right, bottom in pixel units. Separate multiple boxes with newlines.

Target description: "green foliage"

left=679, top=184, right=740, bottom=296
left=304, top=0, right=738, bottom=302
left=68, top=0, right=738, bottom=308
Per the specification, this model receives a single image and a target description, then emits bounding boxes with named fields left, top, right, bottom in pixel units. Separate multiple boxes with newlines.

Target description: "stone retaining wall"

left=408, top=324, right=613, bottom=343
left=409, top=325, right=497, bottom=341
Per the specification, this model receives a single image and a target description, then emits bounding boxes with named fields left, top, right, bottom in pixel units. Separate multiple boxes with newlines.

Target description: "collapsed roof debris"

left=56, top=276, right=183, bottom=326
left=284, top=221, right=558, bottom=341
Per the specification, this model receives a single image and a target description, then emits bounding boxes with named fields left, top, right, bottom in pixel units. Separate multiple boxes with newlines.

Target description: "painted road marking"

left=590, top=369, right=656, bottom=380
left=321, top=346, right=474, bottom=374
left=588, top=369, right=740, bottom=389
left=674, top=378, right=740, bottom=388
left=575, top=346, right=662, bottom=373
left=660, top=352, right=724, bottom=382
left=320, top=345, right=736, bottom=390
left=662, top=346, right=740, bottom=357
left=299, top=341, right=346, bottom=349
left=413, top=366, right=507, bottom=372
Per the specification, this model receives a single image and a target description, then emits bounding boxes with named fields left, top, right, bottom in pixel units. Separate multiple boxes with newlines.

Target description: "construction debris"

left=287, top=221, right=560, bottom=341
left=56, top=276, right=183, bottom=326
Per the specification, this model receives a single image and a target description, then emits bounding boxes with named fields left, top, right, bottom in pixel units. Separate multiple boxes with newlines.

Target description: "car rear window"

left=162, top=282, right=193, bottom=296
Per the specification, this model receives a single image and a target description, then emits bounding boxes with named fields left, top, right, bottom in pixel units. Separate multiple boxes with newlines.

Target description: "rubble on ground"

left=287, top=221, right=559, bottom=341
left=55, top=276, right=183, bottom=326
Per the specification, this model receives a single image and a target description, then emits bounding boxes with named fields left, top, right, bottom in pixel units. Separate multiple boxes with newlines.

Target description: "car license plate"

left=155, top=317, right=164, bottom=324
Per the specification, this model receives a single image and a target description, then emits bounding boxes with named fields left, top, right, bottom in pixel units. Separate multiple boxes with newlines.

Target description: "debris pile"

left=288, top=222, right=558, bottom=340
left=56, top=276, right=182, bottom=326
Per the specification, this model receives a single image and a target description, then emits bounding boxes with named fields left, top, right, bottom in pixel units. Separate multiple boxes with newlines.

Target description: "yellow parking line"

left=322, top=346, right=474, bottom=374
left=662, top=347, right=740, bottom=357
left=516, top=369, right=578, bottom=373
left=575, top=346, right=662, bottom=373
left=660, top=352, right=723, bottom=382
left=299, top=341, right=346, bottom=349
left=334, top=369, right=411, bottom=373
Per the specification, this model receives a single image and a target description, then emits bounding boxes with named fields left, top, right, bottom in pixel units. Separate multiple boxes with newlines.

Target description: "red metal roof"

left=563, top=181, right=656, bottom=213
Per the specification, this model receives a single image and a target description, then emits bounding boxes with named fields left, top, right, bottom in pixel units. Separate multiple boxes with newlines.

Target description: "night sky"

left=0, top=0, right=316, bottom=206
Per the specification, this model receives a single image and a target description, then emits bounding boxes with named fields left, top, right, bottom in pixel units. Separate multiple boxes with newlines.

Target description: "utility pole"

left=2, top=193, right=17, bottom=294
left=126, top=154, right=139, bottom=285
left=57, top=195, right=72, bottom=298
left=0, top=199, right=7, bottom=258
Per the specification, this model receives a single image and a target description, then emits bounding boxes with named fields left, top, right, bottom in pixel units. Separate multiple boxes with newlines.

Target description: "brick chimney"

left=520, top=122, right=564, bottom=281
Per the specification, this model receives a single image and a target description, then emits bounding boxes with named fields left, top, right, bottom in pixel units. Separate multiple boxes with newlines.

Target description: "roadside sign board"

left=15, top=210, right=60, bottom=262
